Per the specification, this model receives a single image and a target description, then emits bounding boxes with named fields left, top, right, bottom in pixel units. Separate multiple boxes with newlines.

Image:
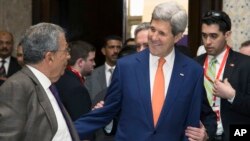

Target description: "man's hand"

left=213, top=78, right=235, bottom=100
left=92, top=100, right=104, bottom=110
left=0, top=76, right=7, bottom=81
left=185, top=121, right=209, bottom=141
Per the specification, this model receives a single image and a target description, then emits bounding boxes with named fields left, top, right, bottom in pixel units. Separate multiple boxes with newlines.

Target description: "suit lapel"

left=7, top=57, right=21, bottom=77
left=98, top=65, right=107, bottom=89
left=158, top=50, right=187, bottom=124
left=223, top=49, right=236, bottom=80
left=22, top=67, right=58, bottom=135
left=135, top=49, right=153, bottom=126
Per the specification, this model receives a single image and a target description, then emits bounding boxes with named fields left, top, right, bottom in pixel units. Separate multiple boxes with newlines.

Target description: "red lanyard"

left=67, top=66, right=84, bottom=85
left=204, top=46, right=230, bottom=83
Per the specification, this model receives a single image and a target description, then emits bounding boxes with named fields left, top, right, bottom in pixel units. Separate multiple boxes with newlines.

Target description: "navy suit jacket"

left=196, top=49, right=250, bottom=141
left=75, top=48, right=204, bottom=141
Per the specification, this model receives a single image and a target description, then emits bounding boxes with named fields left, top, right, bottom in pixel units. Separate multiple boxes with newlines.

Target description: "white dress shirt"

left=206, top=48, right=227, bottom=136
left=27, top=65, right=72, bottom=141
left=105, top=63, right=115, bottom=87
left=0, top=56, right=11, bottom=74
left=149, top=48, right=175, bottom=98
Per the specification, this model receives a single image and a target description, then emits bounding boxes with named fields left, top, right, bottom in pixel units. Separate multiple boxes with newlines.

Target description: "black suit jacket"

left=55, top=69, right=92, bottom=121
left=196, top=49, right=250, bottom=141
left=0, top=56, right=22, bottom=86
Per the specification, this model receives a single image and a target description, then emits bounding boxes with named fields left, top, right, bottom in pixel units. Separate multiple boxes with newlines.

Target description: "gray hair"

left=21, top=23, right=65, bottom=64
left=151, top=1, right=187, bottom=36
left=134, top=22, right=150, bottom=37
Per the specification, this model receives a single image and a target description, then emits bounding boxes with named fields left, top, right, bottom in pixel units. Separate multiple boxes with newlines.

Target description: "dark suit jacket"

left=85, top=64, right=106, bottom=102
left=75, top=48, right=204, bottom=141
left=0, top=56, right=22, bottom=85
left=55, top=69, right=92, bottom=121
left=0, top=66, right=80, bottom=141
left=196, top=49, right=250, bottom=141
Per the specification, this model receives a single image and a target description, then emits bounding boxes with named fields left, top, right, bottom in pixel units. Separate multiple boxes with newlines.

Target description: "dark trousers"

left=211, top=134, right=224, bottom=141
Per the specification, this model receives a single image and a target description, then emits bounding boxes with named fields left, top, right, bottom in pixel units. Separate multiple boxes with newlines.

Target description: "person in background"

left=124, top=38, right=136, bottom=46
left=239, top=40, right=250, bottom=56
left=134, top=22, right=150, bottom=52
left=16, top=42, right=25, bottom=66
left=195, top=10, right=250, bottom=141
left=0, top=31, right=22, bottom=85
left=55, top=40, right=96, bottom=121
left=0, top=23, right=80, bottom=141
left=85, top=35, right=122, bottom=102
left=117, top=45, right=137, bottom=58
left=75, top=2, right=204, bottom=140
left=84, top=35, right=122, bottom=141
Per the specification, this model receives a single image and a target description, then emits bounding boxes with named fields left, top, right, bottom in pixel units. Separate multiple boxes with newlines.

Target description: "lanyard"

left=204, top=46, right=230, bottom=83
left=67, top=66, right=84, bottom=85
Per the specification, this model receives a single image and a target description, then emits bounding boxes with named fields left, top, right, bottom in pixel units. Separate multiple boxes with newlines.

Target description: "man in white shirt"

left=195, top=10, right=250, bottom=141
left=0, top=31, right=22, bottom=85
left=0, top=23, right=80, bottom=141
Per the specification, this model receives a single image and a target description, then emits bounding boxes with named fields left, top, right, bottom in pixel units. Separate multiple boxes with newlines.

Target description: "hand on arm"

left=92, top=100, right=104, bottom=110
left=185, top=121, right=209, bottom=141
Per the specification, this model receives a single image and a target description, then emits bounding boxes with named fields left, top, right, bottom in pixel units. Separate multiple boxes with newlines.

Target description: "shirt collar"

left=150, top=48, right=175, bottom=67
left=207, top=47, right=227, bottom=65
left=105, top=62, right=115, bottom=72
left=26, top=65, right=52, bottom=90
left=0, top=56, right=11, bottom=64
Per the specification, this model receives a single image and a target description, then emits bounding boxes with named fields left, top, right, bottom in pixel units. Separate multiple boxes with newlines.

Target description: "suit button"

left=153, top=130, right=156, bottom=134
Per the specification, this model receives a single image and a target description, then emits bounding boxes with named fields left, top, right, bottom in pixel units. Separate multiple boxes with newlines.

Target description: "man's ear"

left=225, top=31, right=231, bottom=38
left=77, top=58, right=85, bottom=68
left=101, top=47, right=106, bottom=56
left=44, top=51, right=55, bottom=64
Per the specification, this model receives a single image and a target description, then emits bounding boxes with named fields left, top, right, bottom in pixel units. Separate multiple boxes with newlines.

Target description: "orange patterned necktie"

left=152, top=57, right=166, bottom=126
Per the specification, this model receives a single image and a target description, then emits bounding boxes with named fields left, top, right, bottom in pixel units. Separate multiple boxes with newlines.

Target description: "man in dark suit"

left=0, top=23, right=80, bottom=141
left=195, top=10, right=250, bottom=141
left=75, top=2, right=204, bottom=141
left=56, top=40, right=95, bottom=121
left=0, top=31, right=22, bottom=86
left=134, top=21, right=216, bottom=141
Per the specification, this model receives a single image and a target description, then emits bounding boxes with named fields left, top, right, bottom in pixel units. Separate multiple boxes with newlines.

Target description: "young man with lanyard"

left=195, top=10, right=250, bottom=141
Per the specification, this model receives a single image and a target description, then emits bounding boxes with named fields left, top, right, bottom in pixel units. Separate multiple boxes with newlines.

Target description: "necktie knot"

left=109, top=67, right=114, bottom=74
left=158, top=58, right=166, bottom=68
left=210, top=58, right=217, bottom=66
left=1, top=59, right=6, bottom=64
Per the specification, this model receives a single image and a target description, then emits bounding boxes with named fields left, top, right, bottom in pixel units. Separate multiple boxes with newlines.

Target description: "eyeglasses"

left=204, top=11, right=222, bottom=18
left=56, top=47, right=71, bottom=53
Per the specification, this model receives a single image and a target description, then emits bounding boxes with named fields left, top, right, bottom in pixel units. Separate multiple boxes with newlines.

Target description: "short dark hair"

left=241, top=40, right=250, bottom=48
left=68, top=40, right=95, bottom=66
left=103, top=35, right=122, bottom=47
left=202, top=10, right=231, bottom=34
